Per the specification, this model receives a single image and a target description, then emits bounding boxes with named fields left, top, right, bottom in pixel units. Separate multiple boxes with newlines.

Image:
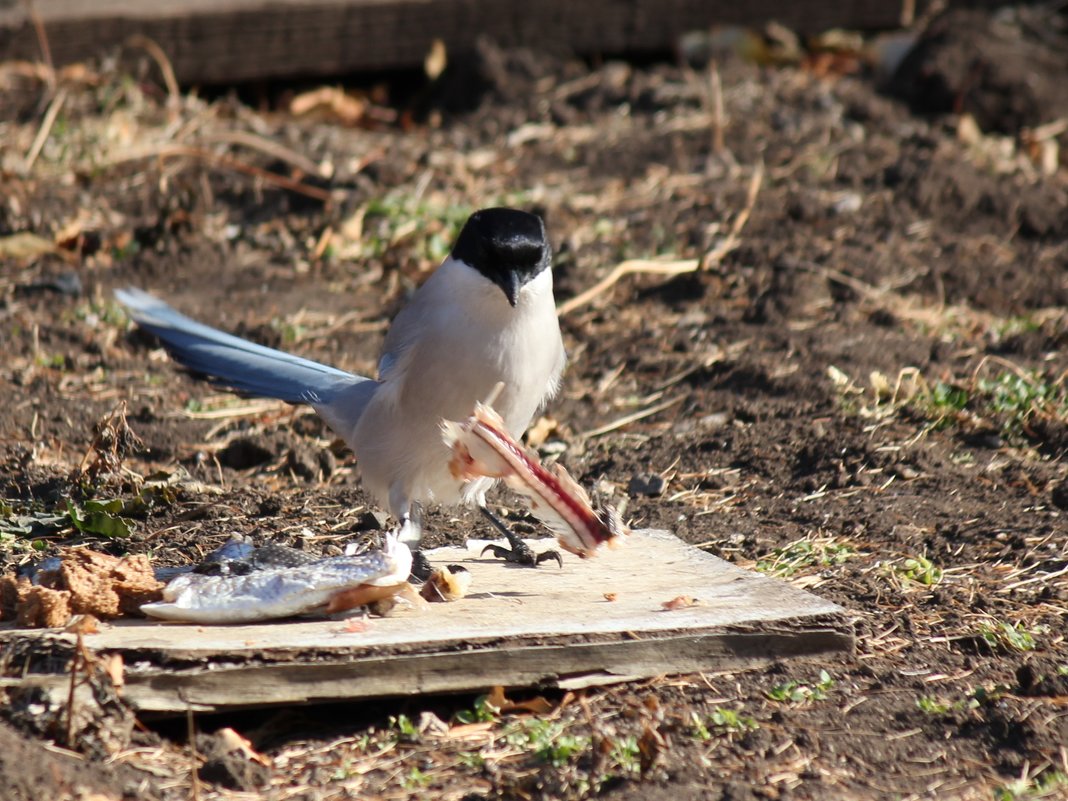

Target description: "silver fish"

left=142, top=534, right=412, bottom=623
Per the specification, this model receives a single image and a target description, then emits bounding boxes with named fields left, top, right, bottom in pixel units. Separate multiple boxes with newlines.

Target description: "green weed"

left=503, top=718, right=589, bottom=768
left=401, top=766, right=431, bottom=789
left=455, top=751, right=485, bottom=770
left=756, top=537, right=853, bottom=577
left=894, top=554, right=944, bottom=586
left=916, top=696, right=950, bottom=715
left=388, top=713, right=419, bottom=741
left=767, top=670, right=834, bottom=704
left=846, top=366, right=1068, bottom=448
left=453, top=694, right=499, bottom=725
left=994, top=768, right=1067, bottom=800
left=978, top=621, right=1043, bottom=653
left=66, top=498, right=133, bottom=538
left=691, top=707, right=759, bottom=738
left=607, top=735, right=641, bottom=774
left=359, top=194, right=474, bottom=264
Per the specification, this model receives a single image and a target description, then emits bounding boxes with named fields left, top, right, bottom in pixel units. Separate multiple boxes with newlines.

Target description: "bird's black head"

left=451, top=208, right=551, bottom=307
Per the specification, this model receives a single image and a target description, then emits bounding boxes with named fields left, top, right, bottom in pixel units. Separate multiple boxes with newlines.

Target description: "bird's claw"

left=480, top=542, right=562, bottom=568
left=534, top=549, right=564, bottom=568
left=408, top=549, right=433, bottom=583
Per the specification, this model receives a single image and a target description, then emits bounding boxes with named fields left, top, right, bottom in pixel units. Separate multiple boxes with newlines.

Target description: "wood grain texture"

left=0, top=0, right=916, bottom=84
left=0, top=530, right=852, bottom=713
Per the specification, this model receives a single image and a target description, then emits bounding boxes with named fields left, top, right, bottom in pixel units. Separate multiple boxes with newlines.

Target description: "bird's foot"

left=408, top=549, right=433, bottom=583
left=480, top=541, right=562, bottom=568
left=479, top=506, right=562, bottom=568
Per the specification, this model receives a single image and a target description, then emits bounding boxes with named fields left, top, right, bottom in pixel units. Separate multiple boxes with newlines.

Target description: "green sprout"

left=767, top=670, right=834, bottom=704
left=503, top=719, right=589, bottom=768
left=894, top=554, right=943, bottom=586
left=978, top=622, right=1043, bottom=653
left=756, top=537, right=853, bottom=577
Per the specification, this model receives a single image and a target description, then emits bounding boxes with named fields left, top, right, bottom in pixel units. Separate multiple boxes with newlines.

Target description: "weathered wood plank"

left=0, top=530, right=852, bottom=714
left=0, top=0, right=917, bottom=85
left=118, top=628, right=853, bottom=713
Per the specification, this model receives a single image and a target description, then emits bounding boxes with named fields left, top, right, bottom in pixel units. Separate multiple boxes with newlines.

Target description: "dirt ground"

left=2, top=4, right=1067, bottom=800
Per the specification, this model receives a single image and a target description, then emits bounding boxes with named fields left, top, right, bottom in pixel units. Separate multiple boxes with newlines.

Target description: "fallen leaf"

left=445, top=721, right=495, bottom=740
left=217, top=727, right=271, bottom=766
left=486, top=685, right=555, bottom=715
left=66, top=499, right=132, bottom=538
left=603, top=592, right=618, bottom=602
left=425, top=39, right=447, bottom=80
left=290, top=86, right=367, bottom=125
left=525, top=415, right=558, bottom=448
left=638, top=720, right=668, bottom=775
left=102, top=653, right=124, bottom=690
left=661, top=595, right=701, bottom=611
left=338, top=617, right=371, bottom=633
left=418, top=711, right=449, bottom=736
left=0, top=231, right=55, bottom=260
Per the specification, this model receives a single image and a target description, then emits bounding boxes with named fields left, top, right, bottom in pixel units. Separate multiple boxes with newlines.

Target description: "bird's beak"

left=498, top=270, right=520, bottom=307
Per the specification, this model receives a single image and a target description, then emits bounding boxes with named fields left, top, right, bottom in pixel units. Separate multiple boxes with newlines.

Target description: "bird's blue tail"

left=115, top=289, right=376, bottom=420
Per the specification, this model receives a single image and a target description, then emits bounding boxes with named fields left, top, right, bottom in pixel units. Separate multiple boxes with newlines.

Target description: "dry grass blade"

left=703, top=160, right=763, bottom=267
left=579, top=395, right=684, bottom=439
left=557, top=258, right=700, bottom=317
left=557, top=162, right=763, bottom=316
left=23, top=87, right=67, bottom=172
left=125, top=34, right=180, bottom=111
left=186, top=704, right=201, bottom=801
left=21, top=0, right=55, bottom=93
left=709, top=60, right=726, bottom=155
left=103, top=144, right=333, bottom=202
left=205, top=129, right=327, bottom=178
left=180, top=399, right=288, bottom=420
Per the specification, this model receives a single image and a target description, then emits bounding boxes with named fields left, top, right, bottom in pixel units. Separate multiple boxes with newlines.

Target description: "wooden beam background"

left=0, top=0, right=920, bottom=85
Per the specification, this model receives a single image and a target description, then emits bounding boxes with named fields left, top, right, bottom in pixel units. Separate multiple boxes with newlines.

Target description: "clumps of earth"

left=0, top=550, right=162, bottom=627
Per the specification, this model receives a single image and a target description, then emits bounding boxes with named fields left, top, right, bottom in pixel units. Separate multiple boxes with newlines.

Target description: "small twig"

left=970, top=354, right=1039, bottom=385
left=1028, top=117, right=1068, bottom=141
left=64, top=631, right=96, bottom=747
left=21, top=0, right=55, bottom=94
left=709, top=60, right=725, bottom=154
left=300, top=314, right=388, bottom=342
left=997, top=565, right=1068, bottom=594
left=204, top=128, right=327, bottom=178
left=702, top=160, right=764, bottom=269
left=187, top=703, right=201, bottom=801
left=104, top=144, right=333, bottom=202
left=556, top=259, right=699, bottom=317
left=126, top=34, right=180, bottom=111
left=557, top=162, right=763, bottom=316
left=23, top=87, right=67, bottom=172
left=901, top=0, right=916, bottom=26
left=180, top=399, right=288, bottom=420
left=580, top=395, right=685, bottom=440
left=65, top=636, right=82, bottom=747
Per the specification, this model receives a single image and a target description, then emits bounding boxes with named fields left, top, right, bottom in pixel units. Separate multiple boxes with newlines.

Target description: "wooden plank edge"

left=1, top=624, right=854, bottom=713
left=121, top=625, right=855, bottom=713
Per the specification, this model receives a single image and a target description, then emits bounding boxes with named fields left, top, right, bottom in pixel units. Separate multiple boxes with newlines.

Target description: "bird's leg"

left=479, top=506, right=562, bottom=568
left=397, top=502, right=423, bottom=546
left=409, top=549, right=432, bottom=582
left=399, top=503, right=433, bottom=582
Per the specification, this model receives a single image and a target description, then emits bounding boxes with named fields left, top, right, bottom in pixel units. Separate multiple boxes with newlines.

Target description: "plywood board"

left=0, top=530, right=852, bottom=713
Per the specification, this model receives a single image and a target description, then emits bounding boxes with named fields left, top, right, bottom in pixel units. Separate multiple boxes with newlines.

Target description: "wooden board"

left=0, top=0, right=921, bottom=85
left=0, top=530, right=851, bottom=714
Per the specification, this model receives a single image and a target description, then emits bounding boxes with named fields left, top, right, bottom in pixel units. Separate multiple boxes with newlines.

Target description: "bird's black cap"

left=451, top=208, right=551, bottom=306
